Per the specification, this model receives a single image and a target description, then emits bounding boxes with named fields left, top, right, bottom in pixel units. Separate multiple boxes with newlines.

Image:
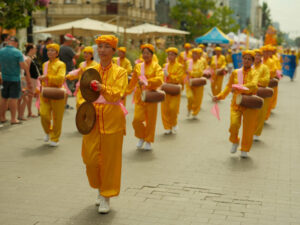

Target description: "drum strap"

left=139, top=62, right=148, bottom=86
left=94, top=95, right=128, bottom=116
left=117, top=57, right=121, bottom=66
left=215, top=56, right=218, bottom=68
left=237, top=68, right=244, bottom=85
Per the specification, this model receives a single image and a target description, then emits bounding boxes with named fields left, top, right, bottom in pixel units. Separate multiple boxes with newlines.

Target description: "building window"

left=64, top=0, right=77, bottom=4
left=107, top=3, right=118, bottom=14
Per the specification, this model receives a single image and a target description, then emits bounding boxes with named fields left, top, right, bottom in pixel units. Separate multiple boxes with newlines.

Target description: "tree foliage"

left=295, top=37, right=300, bottom=48
left=170, top=0, right=239, bottom=41
left=262, top=2, right=272, bottom=35
left=0, top=0, right=46, bottom=30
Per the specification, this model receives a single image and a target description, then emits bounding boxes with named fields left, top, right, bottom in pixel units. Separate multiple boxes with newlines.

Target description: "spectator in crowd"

left=0, top=36, right=32, bottom=124
left=42, top=37, right=53, bottom=63
left=0, top=34, right=10, bottom=49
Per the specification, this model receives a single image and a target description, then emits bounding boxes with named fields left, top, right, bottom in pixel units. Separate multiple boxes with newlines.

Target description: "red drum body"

left=161, top=83, right=181, bottom=95
left=256, top=87, right=274, bottom=98
left=268, top=78, right=279, bottom=88
left=236, top=94, right=263, bottom=109
left=42, top=87, right=66, bottom=100
left=142, top=90, right=165, bottom=103
left=189, top=77, right=207, bottom=87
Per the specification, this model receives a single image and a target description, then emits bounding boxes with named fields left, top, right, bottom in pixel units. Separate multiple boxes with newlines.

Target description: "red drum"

left=42, top=87, right=66, bottom=100
left=189, top=77, right=207, bottom=87
left=256, top=87, right=274, bottom=98
left=236, top=94, right=263, bottom=109
left=268, top=78, right=279, bottom=88
left=142, top=90, right=165, bottom=103
left=160, top=83, right=181, bottom=95
left=216, top=68, right=226, bottom=76
left=203, top=73, right=211, bottom=79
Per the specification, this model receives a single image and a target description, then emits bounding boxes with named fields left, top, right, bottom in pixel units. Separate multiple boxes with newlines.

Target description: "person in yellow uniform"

left=136, top=49, right=159, bottom=64
left=213, top=50, right=259, bottom=158
left=39, top=43, right=66, bottom=147
left=112, top=47, right=132, bottom=105
left=177, top=43, right=192, bottom=66
left=225, top=49, right=233, bottom=74
left=127, top=44, right=164, bottom=150
left=81, top=35, right=128, bottom=214
left=270, top=45, right=281, bottom=109
left=198, top=44, right=209, bottom=63
left=210, top=47, right=227, bottom=96
left=66, top=46, right=98, bottom=109
left=161, top=47, right=184, bottom=134
left=252, top=49, right=271, bottom=141
left=186, top=48, right=207, bottom=119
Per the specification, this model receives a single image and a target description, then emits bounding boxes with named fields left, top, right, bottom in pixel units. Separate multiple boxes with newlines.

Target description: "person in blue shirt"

left=0, top=36, right=32, bottom=124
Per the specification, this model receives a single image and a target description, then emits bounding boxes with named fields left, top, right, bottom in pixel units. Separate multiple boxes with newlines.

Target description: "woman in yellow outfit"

left=186, top=48, right=207, bottom=119
left=127, top=44, right=164, bottom=150
left=270, top=46, right=281, bottom=110
left=213, top=50, right=259, bottom=158
left=198, top=44, right=209, bottom=63
left=177, top=43, right=192, bottom=66
left=66, top=46, right=98, bottom=109
left=39, top=44, right=66, bottom=147
left=252, top=49, right=271, bottom=141
left=210, top=47, right=227, bottom=96
left=81, top=35, right=128, bottom=214
left=112, top=47, right=132, bottom=105
left=161, top=47, right=184, bottom=134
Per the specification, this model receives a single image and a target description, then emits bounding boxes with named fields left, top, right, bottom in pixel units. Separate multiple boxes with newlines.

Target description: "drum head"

left=76, top=102, right=96, bottom=135
left=80, top=68, right=102, bottom=102
left=236, top=94, right=242, bottom=105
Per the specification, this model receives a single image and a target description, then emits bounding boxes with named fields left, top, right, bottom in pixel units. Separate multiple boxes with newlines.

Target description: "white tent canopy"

left=126, top=23, right=190, bottom=38
left=34, top=18, right=125, bottom=36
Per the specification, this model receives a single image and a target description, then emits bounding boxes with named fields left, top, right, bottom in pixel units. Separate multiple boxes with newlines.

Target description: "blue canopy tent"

left=195, top=27, right=232, bottom=44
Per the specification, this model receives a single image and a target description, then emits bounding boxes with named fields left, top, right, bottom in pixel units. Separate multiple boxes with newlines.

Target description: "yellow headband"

left=95, top=35, right=118, bottom=49
left=118, top=47, right=126, bottom=53
left=184, top=43, right=191, bottom=48
left=141, top=44, right=155, bottom=52
left=242, top=50, right=255, bottom=58
left=82, top=46, right=93, bottom=54
left=165, top=47, right=178, bottom=54
left=46, top=43, right=60, bottom=53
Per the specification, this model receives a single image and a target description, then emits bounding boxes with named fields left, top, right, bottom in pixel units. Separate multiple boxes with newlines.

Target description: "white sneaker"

left=44, top=134, right=49, bottom=142
left=164, top=129, right=172, bottom=135
left=172, top=125, right=178, bottom=134
left=98, top=196, right=110, bottom=214
left=49, top=141, right=59, bottom=147
left=253, top=135, right=259, bottom=142
left=136, top=139, right=144, bottom=149
left=240, top=151, right=248, bottom=158
left=231, top=143, right=238, bottom=154
left=95, top=193, right=101, bottom=206
left=192, top=115, right=197, bottom=120
left=187, top=111, right=191, bottom=118
left=144, top=142, right=152, bottom=151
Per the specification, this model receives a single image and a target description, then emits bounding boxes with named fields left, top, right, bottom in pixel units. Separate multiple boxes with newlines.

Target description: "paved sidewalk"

left=0, top=71, right=300, bottom=225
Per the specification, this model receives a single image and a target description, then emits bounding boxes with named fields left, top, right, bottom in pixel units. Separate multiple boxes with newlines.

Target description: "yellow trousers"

left=82, top=120, right=123, bottom=197
left=132, top=102, right=158, bottom=143
left=211, top=75, right=224, bottom=96
left=161, top=93, right=181, bottom=130
left=40, top=97, right=65, bottom=142
left=266, top=86, right=278, bottom=120
left=229, top=107, right=259, bottom=152
left=76, top=90, right=85, bottom=110
left=254, top=97, right=271, bottom=136
left=187, top=86, right=204, bottom=116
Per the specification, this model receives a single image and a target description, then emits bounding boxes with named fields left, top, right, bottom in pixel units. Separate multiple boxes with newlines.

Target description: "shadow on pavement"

left=67, top=205, right=116, bottom=225
left=224, top=156, right=255, bottom=171
left=21, top=144, right=57, bottom=157
left=63, top=130, right=82, bottom=138
left=123, top=149, right=156, bottom=162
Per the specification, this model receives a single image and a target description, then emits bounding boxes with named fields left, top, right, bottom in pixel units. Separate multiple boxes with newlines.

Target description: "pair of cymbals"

left=80, top=68, right=102, bottom=102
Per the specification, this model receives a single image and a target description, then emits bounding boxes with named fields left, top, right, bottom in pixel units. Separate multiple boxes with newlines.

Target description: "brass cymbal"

left=76, top=102, right=96, bottom=135
left=80, top=68, right=102, bottom=102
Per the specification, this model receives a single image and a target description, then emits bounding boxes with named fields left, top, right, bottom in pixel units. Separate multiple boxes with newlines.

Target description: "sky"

left=262, top=0, right=300, bottom=38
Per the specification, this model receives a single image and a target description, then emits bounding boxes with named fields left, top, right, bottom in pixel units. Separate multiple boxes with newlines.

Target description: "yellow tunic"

left=40, top=58, right=66, bottom=142
left=81, top=62, right=128, bottom=197
left=128, top=60, right=164, bottom=142
left=186, top=58, right=206, bottom=115
left=217, top=68, right=259, bottom=152
left=177, top=50, right=192, bottom=65
left=138, top=54, right=159, bottom=64
left=66, top=60, right=98, bottom=109
left=253, top=63, right=271, bottom=136
left=210, top=55, right=227, bottom=96
left=161, top=61, right=184, bottom=129
left=226, top=54, right=233, bottom=64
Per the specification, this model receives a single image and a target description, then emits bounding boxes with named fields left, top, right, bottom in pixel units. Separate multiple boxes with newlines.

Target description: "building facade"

left=33, top=0, right=156, bottom=29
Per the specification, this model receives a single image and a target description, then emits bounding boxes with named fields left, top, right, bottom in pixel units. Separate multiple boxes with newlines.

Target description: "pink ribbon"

left=164, top=63, right=169, bottom=82
left=135, top=59, right=142, bottom=64
left=63, top=81, right=72, bottom=96
left=139, top=62, right=148, bottom=86
left=276, top=70, right=282, bottom=79
left=237, top=68, right=243, bottom=85
left=94, top=95, right=128, bottom=116
left=117, top=57, right=121, bottom=66
left=211, top=103, right=220, bottom=120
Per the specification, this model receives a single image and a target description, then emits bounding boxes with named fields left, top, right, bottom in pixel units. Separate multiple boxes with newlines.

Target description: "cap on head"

left=141, top=44, right=154, bottom=53
left=46, top=43, right=60, bottom=53
left=118, top=47, right=126, bottom=53
left=64, top=33, right=75, bottom=41
left=83, top=46, right=93, bottom=54
left=215, top=47, right=222, bottom=52
left=95, top=35, right=118, bottom=49
left=242, top=50, right=255, bottom=58
left=165, top=47, right=178, bottom=54
left=9, top=36, right=18, bottom=43
left=184, top=43, right=191, bottom=48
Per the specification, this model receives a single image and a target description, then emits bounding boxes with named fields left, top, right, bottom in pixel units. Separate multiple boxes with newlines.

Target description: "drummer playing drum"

left=213, top=50, right=259, bottom=158
left=39, top=43, right=66, bottom=147
left=81, top=35, right=128, bottom=214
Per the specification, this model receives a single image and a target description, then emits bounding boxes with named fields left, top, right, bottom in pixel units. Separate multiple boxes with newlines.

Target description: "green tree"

left=262, top=2, right=272, bottom=36
left=210, top=6, right=240, bottom=34
left=170, top=0, right=216, bottom=41
left=295, top=37, right=300, bottom=48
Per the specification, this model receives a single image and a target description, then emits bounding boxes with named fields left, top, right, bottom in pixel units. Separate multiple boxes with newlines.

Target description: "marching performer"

left=210, top=47, right=227, bottom=96
left=161, top=47, right=184, bottom=134
left=127, top=44, right=164, bottom=150
left=66, top=46, right=98, bottom=109
left=81, top=35, right=128, bottom=213
left=198, top=44, right=209, bottom=63
left=252, top=49, right=271, bottom=141
left=112, top=47, right=132, bottom=105
left=186, top=48, right=207, bottom=118
left=39, top=43, right=66, bottom=147
left=213, top=50, right=259, bottom=158
left=270, top=45, right=281, bottom=110
left=177, top=43, right=192, bottom=66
